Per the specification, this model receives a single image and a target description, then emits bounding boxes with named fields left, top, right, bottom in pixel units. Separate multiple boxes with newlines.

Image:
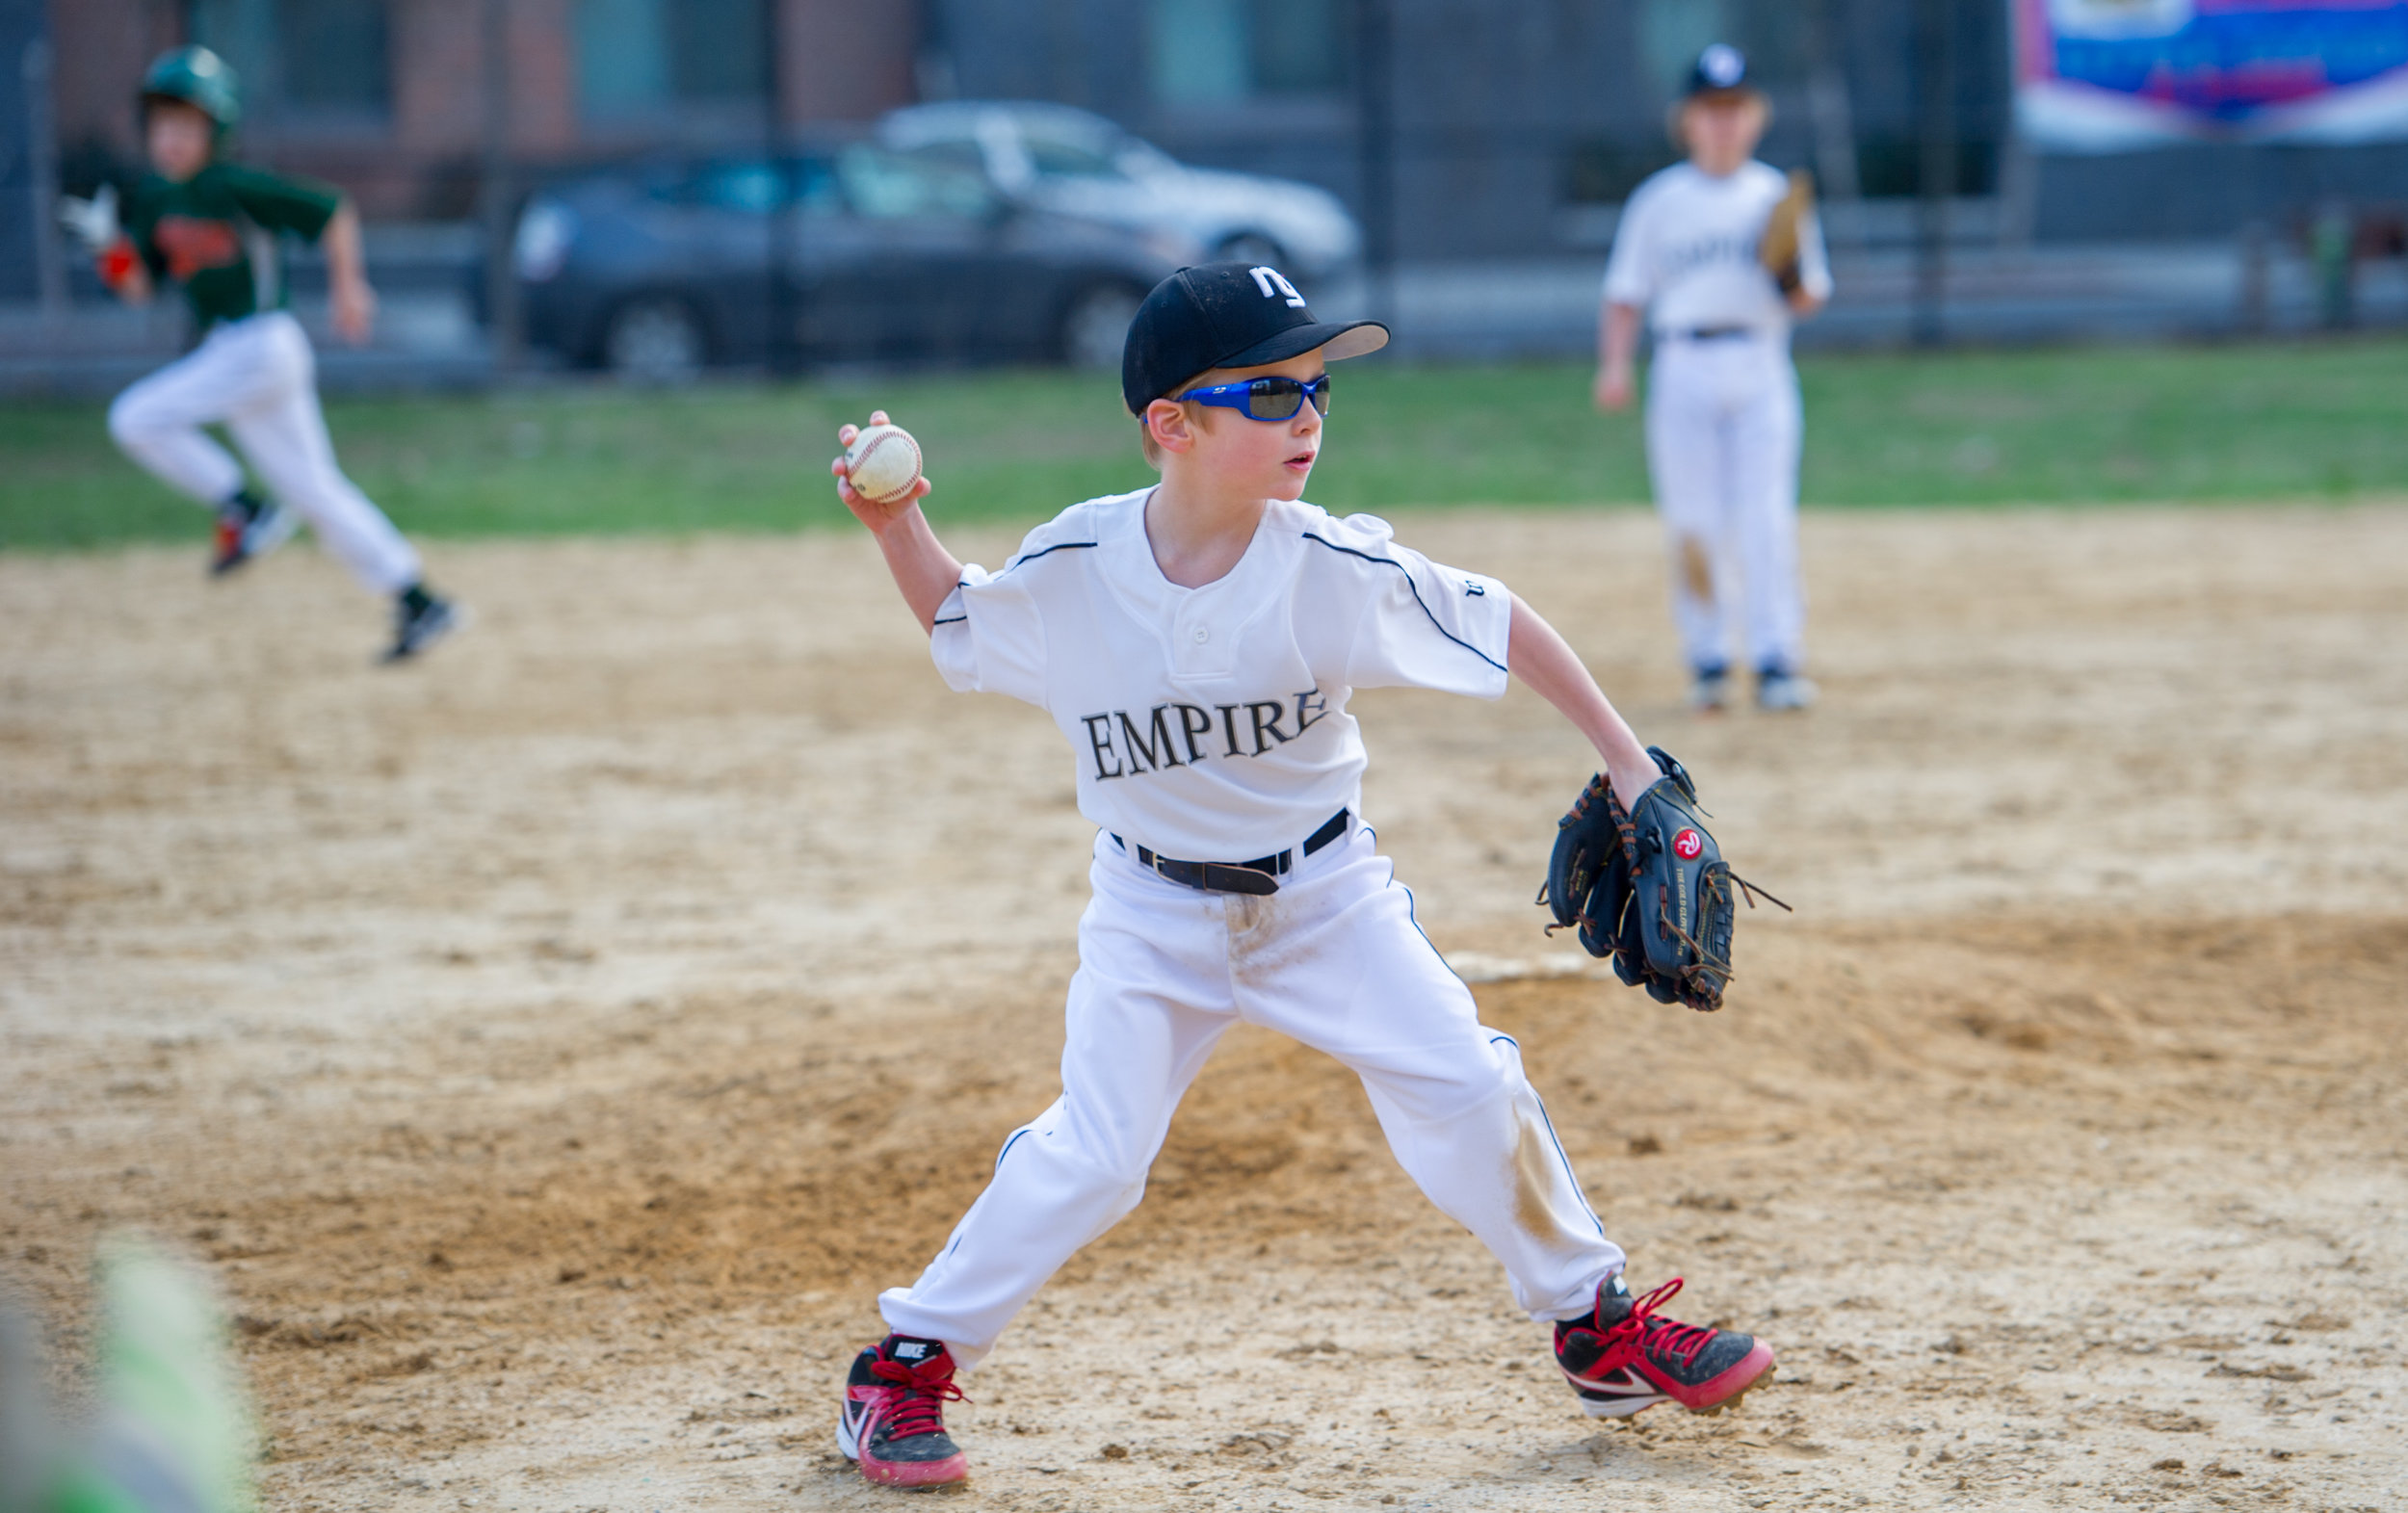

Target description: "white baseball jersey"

left=885, top=488, right=1622, bottom=1364
left=1602, top=161, right=1832, bottom=337
left=930, top=489, right=1511, bottom=862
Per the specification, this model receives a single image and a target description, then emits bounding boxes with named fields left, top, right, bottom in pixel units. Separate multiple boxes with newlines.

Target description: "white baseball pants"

left=1643, top=336, right=1806, bottom=675
left=107, top=311, right=421, bottom=595
left=878, top=820, right=1623, bottom=1367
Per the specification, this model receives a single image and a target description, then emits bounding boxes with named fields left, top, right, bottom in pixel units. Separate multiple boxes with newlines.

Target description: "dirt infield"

left=4, top=505, right=2405, bottom=1512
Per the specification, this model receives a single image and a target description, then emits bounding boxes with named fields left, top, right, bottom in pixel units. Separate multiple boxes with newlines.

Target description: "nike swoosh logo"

left=1564, top=1370, right=1653, bottom=1394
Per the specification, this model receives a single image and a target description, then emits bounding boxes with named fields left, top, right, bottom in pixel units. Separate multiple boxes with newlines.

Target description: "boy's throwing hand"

left=832, top=411, right=933, bottom=528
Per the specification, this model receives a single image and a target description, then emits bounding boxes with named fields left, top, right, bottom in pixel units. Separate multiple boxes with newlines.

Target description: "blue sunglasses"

left=1176, top=374, right=1331, bottom=421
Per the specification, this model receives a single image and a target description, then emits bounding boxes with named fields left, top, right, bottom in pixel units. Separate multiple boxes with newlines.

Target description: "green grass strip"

left=4, top=338, right=2403, bottom=552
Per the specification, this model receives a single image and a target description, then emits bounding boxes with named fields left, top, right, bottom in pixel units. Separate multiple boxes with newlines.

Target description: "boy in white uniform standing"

left=64, top=47, right=460, bottom=664
left=1597, top=45, right=1830, bottom=713
left=824, top=263, right=1776, bottom=1490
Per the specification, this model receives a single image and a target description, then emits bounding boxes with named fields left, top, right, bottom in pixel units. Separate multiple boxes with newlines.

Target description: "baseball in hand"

left=843, top=422, right=924, bottom=508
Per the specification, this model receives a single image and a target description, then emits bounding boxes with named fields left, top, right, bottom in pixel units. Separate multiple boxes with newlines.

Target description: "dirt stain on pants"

left=1513, top=1108, right=1572, bottom=1242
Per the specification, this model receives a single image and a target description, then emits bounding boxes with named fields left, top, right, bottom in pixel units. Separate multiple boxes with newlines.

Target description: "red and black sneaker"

left=208, top=494, right=296, bottom=577
left=1554, top=1275, right=1774, bottom=1418
left=837, top=1334, right=970, bottom=1489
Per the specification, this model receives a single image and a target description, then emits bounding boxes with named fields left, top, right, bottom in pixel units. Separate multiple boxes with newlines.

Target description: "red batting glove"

left=97, top=237, right=140, bottom=293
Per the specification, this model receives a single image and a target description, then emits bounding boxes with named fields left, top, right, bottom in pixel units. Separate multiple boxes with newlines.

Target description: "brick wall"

left=47, top=0, right=923, bottom=219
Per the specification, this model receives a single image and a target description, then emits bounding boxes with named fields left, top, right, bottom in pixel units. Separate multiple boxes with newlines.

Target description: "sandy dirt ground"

left=4, top=504, right=2406, bottom=1513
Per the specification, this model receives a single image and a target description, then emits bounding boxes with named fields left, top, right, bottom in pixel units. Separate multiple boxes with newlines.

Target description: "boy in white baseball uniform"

left=1597, top=45, right=1830, bottom=713
left=826, top=263, right=1775, bottom=1490
left=70, top=47, right=460, bottom=664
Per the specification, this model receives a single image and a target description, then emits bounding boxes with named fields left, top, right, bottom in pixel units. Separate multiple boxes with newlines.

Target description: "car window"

left=838, top=145, right=996, bottom=220
left=691, top=161, right=782, bottom=214
left=897, top=141, right=988, bottom=175
left=1113, top=139, right=1179, bottom=177
left=1025, top=138, right=1124, bottom=180
left=789, top=156, right=843, bottom=213
left=674, top=157, right=843, bottom=214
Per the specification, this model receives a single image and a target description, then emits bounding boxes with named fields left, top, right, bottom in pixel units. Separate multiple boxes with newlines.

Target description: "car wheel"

left=1216, top=233, right=1289, bottom=271
left=603, top=297, right=707, bottom=383
left=1060, top=284, right=1143, bottom=371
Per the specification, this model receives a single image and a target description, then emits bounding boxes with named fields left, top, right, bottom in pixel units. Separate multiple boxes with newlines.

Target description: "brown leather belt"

left=1115, top=809, right=1350, bottom=897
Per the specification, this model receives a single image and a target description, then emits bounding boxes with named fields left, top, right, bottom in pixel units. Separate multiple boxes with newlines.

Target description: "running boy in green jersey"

left=61, top=46, right=459, bottom=662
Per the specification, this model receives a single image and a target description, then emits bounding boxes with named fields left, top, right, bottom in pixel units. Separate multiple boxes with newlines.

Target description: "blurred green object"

left=1, top=1242, right=255, bottom=1513
left=4, top=337, right=2407, bottom=551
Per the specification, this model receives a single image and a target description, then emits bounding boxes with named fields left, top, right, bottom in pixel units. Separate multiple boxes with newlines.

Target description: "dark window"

left=189, top=0, right=390, bottom=122
left=576, top=0, right=769, bottom=119
left=669, top=0, right=769, bottom=100
left=275, top=0, right=389, bottom=112
left=1249, top=0, right=1345, bottom=94
left=1149, top=0, right=1345, bottom=105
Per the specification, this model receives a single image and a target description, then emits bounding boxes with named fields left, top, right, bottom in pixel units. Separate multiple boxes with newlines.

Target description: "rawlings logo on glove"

left=1539, top=746, right=1788, bottom=1012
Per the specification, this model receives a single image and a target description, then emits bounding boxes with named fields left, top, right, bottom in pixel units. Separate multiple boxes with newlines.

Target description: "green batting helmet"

left=140, top=46, right=242, bottom=132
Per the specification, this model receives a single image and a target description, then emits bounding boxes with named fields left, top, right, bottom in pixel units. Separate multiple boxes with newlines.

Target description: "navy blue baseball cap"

left=1687, top=43, right=1755, bottom=97
left=1122, top=262, right=1389, bottom=415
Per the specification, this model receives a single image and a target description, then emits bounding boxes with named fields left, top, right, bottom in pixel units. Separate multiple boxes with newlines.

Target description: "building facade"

left=925, top=0, right=2014, bottom=259
left=46, top=0, right=920, bottom=218
left=31, top=0, right=2408, bottom=250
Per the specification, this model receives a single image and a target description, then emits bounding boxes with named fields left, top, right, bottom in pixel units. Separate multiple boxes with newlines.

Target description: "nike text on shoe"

left=209, top=497, right=297, bottom=576
left=381, top=590, right=463, bottom=664
left=837, top=1335, right=970, bottom=1490
left=1554, top=1276, right=1774, bottom=1418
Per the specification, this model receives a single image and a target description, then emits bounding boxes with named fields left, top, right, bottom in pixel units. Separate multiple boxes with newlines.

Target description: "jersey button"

left=1191, top=626, right=1210, bottom=643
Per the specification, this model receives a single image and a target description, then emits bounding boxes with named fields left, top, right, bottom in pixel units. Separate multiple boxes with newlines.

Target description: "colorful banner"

left=2014, top=0, right=2408, bottom=148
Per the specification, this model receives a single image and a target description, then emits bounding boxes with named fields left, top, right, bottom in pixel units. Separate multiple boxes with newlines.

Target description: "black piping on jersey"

left=1006, top=539, right=1100, bottom=572
left=930, top=539, right=1100, bottom=627
left=1299, top=531, right=1508, bottom=674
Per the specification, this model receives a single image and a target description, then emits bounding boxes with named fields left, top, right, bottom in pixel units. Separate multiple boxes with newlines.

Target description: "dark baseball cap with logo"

left=1121, top=262, right=1389, bottom=416
left=1687, top=43, right=1756, bottom=98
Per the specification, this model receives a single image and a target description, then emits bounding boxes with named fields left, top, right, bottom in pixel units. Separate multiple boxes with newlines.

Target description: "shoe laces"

left=870, top=1352, right=965, bottom=1440
left=1612, top=1278, right=1717, bottom=1369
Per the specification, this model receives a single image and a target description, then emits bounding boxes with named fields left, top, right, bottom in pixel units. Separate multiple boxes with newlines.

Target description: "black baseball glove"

left=1540, top=747, right=1787, bottom=1012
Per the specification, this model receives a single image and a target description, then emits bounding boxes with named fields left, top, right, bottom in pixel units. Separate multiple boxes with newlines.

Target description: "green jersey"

left=122, top=161, right=343, bottom=333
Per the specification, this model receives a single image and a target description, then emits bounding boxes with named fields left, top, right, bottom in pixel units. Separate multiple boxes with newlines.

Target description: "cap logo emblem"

left=1673, top=828, right=1704, bottom=860
left=1248, top=266, right=1307, bottom=308
left=1701, top=44, right=1743, bottom=87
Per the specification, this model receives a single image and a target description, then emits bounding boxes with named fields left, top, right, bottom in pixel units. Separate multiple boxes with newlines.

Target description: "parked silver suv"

left=879, top=102, right=1362, bottom=287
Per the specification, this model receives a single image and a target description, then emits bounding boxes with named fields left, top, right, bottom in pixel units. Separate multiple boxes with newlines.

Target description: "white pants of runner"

left=107, top=310, right=420, bottom=595
left=1644, top=333, right=1805, bottom=675
left=878, top=819, right=1623, bottom=1368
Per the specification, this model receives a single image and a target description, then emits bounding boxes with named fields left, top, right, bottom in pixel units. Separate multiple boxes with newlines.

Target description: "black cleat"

left=381, top=589, right=464, bottom=664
